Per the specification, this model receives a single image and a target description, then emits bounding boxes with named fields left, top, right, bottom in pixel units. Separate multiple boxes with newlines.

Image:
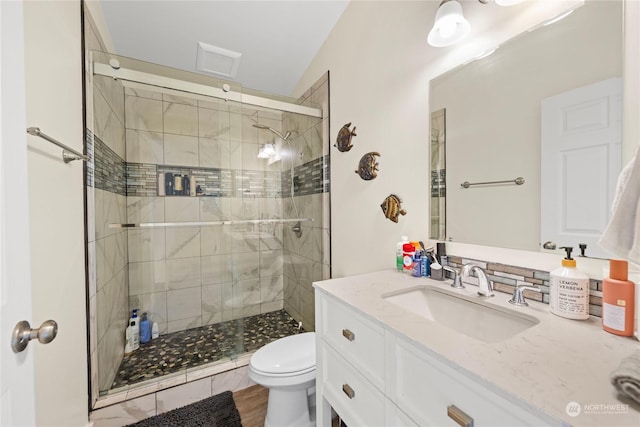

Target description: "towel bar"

left=461, top=177, right=524, bottom=189
left=26, top=127, right=88, bottom=163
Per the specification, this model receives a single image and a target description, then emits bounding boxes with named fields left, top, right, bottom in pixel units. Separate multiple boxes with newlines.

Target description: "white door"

left=541, top=78, right=622, bottom=259
left=0, top=1, right=37, bottom=425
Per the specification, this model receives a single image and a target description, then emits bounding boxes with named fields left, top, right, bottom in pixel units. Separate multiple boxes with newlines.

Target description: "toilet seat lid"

left=251, top=332, right=316, bottom=375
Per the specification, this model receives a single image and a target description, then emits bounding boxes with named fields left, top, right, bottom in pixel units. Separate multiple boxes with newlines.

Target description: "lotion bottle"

left=129, top=309, right=140, bottom=350
left=151, top=322, right=159, bottom=339
left=602, top=259, right=636, bottom=336
left=549, top=247, right=590, bottom=320
left=125, top=321, right=134, bottom=354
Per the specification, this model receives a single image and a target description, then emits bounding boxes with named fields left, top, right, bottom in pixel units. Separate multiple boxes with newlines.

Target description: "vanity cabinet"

left=315, top=291, right=556, bottom=427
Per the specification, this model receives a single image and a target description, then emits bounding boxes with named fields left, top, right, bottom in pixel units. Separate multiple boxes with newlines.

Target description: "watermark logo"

left=565, top=401, right=629, bottom=417
left=566, top=402, right=581, bottom=417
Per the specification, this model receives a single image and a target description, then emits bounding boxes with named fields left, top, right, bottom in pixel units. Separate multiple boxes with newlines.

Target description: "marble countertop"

left=314, top=270, right=640, bottom=426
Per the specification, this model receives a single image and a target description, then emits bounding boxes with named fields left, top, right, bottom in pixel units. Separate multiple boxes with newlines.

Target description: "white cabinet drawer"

left=320, top=294, right=385, bottom=389
left=392, top=337, right=557, bottom=426
left=321, top=343, right=385, bottom=427
left=385, top=398, right=419, bottom=427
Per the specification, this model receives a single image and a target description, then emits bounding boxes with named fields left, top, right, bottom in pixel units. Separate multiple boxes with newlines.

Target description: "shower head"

left=252, top=124, right=293, bottom=141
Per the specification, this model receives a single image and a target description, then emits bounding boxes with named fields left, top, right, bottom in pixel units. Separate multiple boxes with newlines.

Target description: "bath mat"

left=126, top=390, right=242, bottom=427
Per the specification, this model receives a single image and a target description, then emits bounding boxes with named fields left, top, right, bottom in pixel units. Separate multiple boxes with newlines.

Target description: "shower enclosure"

left=85, top=51, right=330, bottom=408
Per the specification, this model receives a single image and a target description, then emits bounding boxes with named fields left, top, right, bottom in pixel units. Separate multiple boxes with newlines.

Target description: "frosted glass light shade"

left=428, top=0, right=471, bottom=47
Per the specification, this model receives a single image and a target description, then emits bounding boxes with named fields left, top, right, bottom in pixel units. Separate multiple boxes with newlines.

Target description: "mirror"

left=429, top=0, right=623, bottom=258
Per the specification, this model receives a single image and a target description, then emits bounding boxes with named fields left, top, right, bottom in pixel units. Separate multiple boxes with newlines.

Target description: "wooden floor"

left=233, top=385, right=342, bottom=427
left=233, top=384, right=269, bottom=427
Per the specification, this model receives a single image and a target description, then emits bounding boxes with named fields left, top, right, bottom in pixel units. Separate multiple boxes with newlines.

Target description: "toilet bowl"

left=248, top=332, right=316, bottom=427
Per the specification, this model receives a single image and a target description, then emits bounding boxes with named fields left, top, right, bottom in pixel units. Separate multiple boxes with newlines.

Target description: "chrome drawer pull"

left=342, top=383, right=355, bottom=399
left=447, top=404, right=474, bottom=427
left=342, top=328, right=355, bottom=341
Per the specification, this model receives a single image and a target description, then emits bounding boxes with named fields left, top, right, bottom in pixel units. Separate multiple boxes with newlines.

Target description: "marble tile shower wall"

left=84, top=6, right=129, bottom=401
left=282, top=72, right=331, bottom=331
left=123, top=86, right=290, bottom=336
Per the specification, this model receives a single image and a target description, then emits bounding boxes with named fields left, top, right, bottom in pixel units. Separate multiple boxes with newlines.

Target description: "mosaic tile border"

left=108, top=156, right=329, bottom=199
left=281, top=155, right=330, bottom=197
left=446, top=255, right=603, bottom=317
left=86, top=129, right=95, bottom=188
left=91, top=135, right=127, bottom=196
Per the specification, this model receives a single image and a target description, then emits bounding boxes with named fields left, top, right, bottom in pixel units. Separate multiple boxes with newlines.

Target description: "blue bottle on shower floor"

left=140, top=312, right=151, bottom=344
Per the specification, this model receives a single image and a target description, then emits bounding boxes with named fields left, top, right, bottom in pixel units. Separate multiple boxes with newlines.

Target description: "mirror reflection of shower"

left=253, top=123, right=303, bottom=238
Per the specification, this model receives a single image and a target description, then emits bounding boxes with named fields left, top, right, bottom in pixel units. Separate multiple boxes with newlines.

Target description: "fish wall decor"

left=334, top=122, right=357, bottom=152
left=380, top=194, right=407, bottom=223
left=355, top=152, right=380, bottom=180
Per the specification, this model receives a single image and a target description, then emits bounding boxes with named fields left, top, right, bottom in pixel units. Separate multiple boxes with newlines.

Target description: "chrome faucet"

left=460, top=264, right=494, bottom=297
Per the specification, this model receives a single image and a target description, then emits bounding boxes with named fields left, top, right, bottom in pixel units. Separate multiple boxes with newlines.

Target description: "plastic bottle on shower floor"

left=151, top=322, right=159, bottom=339
left=129, top=309, right=140, bottom=350
left=140, top=312, right=151, bottom=344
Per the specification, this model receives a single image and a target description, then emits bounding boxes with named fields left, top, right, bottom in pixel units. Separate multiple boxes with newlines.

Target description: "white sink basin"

left=383, top=286, right=539, bottom=343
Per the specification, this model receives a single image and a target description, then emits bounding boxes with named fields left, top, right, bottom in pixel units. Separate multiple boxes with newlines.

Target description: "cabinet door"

left=391, top=337, right=560, bottom=426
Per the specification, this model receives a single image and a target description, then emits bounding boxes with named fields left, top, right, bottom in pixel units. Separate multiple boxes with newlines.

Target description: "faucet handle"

left=443, top=266, right=464, bottom=289
left=508, top=285, right=541, bottom=307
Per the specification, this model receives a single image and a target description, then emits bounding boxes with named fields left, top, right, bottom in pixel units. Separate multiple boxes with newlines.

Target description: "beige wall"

left=293, top=0, right=588, bottom=278
left=23, top=1, right=88, bottom=425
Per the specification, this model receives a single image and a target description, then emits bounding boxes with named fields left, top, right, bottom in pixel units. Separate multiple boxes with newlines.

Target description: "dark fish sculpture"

left=380, top=194, right=407, bottom=223
left=355, top=152, right=380, bottom=180
left=335, top=122, right=357, bottom=152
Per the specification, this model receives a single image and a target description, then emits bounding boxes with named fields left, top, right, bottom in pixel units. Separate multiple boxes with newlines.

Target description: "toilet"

left=248, top=332, right=316, bottom=427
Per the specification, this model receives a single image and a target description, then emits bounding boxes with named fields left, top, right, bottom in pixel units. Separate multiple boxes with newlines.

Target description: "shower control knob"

left=11, top=319, right=58, bottom=353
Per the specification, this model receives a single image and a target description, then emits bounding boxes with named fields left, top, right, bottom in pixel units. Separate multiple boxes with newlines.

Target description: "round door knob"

left=11, top=320, right=58, bottom=353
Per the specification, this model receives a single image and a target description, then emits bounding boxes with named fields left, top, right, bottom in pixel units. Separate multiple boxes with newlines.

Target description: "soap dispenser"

left=549, top=246, right=590, bottom=320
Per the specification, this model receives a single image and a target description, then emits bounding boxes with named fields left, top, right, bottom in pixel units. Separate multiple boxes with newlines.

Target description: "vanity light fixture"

left=428, top=0, right=527, bottom=47
left=427, top=0, right=470, bottom=47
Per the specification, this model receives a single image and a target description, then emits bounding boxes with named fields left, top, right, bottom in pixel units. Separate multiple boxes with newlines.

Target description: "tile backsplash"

left=446, top=255, right=603, bottom=317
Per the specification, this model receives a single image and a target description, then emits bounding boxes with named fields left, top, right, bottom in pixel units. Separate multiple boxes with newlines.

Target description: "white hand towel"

left=611, top=350, right=640, bottom=404
left=599, top=146, right=640, bottom=265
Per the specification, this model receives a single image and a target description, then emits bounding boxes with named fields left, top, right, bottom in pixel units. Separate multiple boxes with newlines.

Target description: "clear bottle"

left=549, top=247, right=589, bottom=320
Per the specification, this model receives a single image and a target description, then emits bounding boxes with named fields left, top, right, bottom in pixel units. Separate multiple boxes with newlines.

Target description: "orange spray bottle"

left=602, top=259, right=636, bottom=336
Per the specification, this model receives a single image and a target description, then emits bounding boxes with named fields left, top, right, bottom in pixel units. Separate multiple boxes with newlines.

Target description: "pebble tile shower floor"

left=111, top=309, right=302, bottom=390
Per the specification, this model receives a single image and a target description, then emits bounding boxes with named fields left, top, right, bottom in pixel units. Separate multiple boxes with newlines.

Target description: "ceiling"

left=99, top=0, right=350, bottom=97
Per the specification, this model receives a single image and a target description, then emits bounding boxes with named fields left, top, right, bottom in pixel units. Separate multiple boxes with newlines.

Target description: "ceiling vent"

left=196, top=41, right=242, bottom=79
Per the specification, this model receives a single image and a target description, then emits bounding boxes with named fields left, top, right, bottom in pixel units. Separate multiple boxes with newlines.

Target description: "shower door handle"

left=11, top=320, right=58, bottom=353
